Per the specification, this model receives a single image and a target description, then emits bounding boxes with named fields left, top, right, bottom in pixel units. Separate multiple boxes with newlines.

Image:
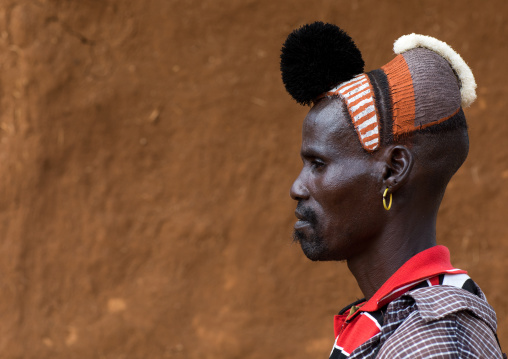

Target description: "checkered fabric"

left=344, top=285, right=504, bottom=358
left=329, top=246, right=505, bottom=358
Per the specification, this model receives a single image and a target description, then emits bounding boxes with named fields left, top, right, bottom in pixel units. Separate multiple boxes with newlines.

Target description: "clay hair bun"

left=280, top=21, right=365, bottom=105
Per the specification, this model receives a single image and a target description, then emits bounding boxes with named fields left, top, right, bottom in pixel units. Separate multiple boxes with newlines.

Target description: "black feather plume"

left=280, top=22, right=365, bottom=105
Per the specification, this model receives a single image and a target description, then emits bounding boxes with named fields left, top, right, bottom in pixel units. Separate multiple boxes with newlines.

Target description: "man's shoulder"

left=403, top=284, right=498, bottom=332
left=377, top=285, right=503, bottom=358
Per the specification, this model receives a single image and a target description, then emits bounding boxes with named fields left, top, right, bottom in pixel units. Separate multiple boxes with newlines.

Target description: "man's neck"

left=346, top=213, right=438, bottom=301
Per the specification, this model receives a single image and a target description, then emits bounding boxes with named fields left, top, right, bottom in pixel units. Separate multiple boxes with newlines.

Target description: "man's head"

left=282, top=22, right=475, bottom=261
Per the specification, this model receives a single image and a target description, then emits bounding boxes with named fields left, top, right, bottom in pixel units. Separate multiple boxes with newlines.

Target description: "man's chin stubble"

left=292, top=229, right=303, bottom=244
left=292, top=229, right=328, bottom=261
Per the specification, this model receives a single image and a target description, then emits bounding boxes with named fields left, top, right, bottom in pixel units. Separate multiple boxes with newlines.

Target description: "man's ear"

left=381, top=145, right=414, bottom=193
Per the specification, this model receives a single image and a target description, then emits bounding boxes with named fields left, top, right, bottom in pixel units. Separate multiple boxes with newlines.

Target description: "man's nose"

left=290, top=173, right=309, bottom=201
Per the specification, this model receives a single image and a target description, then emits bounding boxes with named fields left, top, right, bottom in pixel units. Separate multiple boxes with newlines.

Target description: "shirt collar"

left=360, top=245, right=467, bottom=312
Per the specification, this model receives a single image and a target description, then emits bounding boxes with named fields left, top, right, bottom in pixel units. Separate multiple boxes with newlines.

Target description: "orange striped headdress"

left=322, top=35, right=476, bottom=152
left=281, top=23, right=477, bottom=152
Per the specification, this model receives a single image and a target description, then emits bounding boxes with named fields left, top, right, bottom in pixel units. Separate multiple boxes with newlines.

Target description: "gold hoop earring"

left=383, top=188, right=392, bottom=211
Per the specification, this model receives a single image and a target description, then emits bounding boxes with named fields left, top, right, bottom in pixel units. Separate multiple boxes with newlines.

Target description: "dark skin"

left=290, top=97, right=442, bottom=300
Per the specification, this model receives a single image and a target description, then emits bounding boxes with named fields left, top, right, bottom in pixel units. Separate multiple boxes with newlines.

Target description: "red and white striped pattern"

left=327, top=74, right=380, bottom=151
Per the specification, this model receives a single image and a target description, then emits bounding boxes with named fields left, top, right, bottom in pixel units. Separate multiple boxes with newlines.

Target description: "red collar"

left=359, top=245, right=467, bottom=312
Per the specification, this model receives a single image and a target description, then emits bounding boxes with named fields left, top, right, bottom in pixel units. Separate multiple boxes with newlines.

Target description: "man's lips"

left=294, top=219, right=311, bottom=230
left=294, top=210, right=306, bottom=221
left=294, top=210, right=311, bottom=230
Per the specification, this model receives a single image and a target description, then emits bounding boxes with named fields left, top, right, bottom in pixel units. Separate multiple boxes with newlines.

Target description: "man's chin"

left=293, top=229, right=329, bottom=261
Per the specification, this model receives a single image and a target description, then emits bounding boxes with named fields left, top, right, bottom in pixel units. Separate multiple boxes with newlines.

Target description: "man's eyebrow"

left=300, top=147, right=326, bottom=159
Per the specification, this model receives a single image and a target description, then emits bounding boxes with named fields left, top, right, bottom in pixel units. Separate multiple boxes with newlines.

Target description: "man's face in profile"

left=290, top=98, right=384, bottom=262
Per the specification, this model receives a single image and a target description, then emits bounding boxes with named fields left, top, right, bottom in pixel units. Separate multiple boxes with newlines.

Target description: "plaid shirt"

left=348, top=285, right=504, bottom=358
left=329, top=247, right=505, bottom=358
left=330, top=246, right=506, bottom=359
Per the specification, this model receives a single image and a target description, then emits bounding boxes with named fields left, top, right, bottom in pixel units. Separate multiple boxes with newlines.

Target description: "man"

left=281, top=22, right=505, bottom=358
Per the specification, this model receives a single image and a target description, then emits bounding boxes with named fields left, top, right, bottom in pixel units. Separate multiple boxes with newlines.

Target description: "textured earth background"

left=0, top=0, right=507, bottom=358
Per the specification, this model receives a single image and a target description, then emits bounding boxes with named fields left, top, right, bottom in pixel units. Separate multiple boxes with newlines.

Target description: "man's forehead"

left=303, top=99, right=351, bottom=141
left=301, top=98, right=363, bottom=156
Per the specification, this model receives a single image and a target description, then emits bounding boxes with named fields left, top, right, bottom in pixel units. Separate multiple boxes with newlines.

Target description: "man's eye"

left=311, top=160, right=325, bottom=169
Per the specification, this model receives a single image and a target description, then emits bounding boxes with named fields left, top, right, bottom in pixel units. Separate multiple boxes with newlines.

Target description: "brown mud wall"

left=0, top=0, right=507, bottom=358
